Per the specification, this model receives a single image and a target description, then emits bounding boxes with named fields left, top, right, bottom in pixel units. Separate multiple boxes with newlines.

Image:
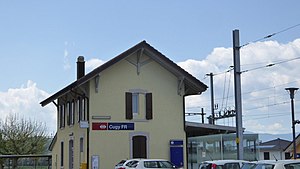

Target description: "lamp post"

left=286, top=87, right=299, bottom=159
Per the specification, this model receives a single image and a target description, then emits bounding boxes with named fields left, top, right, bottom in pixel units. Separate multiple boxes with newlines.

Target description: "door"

left=133, top=135, right=147, bottom=158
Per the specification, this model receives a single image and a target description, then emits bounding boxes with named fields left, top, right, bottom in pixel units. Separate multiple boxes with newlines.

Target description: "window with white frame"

left=132, top=93, right=139, bottom=116
left=70, top=100, right=75, bottom=125
left=77, top=97, right=87, bottom=122
left=126, top=91, right=152, bottom=120
left=66, top=102, right=70, bottom=126
left=81, top=97, right=86, bottom=121
left=59, top=104, right=65, bottom=128
left=77, top=97, right=81, bottom=122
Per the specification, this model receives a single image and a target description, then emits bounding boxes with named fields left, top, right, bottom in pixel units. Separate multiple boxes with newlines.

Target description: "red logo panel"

left=92, top=122, right=108, bottom=130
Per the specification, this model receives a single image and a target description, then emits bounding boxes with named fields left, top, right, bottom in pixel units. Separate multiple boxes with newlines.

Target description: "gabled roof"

left=285, top=134, right=300, bottom=152
left=40, top=41, right=208, bottom=106
left=258, top=138, right=291, bottom=151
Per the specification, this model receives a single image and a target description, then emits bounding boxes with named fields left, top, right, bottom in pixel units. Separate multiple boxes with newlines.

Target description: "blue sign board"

left=170, top=140, right=183, bottom=146
left=92, top=122, right=134, bottom=130
left=170, top=139, right=184, bottom=168
left=107, top=123, right=134, bottom=130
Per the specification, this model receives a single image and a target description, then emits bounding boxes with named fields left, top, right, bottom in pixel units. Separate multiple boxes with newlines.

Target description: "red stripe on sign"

left=92, top=122, right=108, bottom=130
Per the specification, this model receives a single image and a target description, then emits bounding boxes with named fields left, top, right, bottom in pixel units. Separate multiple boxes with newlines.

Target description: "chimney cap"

left=77, top=56, right=85, bottom=62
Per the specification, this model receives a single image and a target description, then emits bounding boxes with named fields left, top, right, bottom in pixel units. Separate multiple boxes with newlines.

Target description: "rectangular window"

left=80, top=137, right=84, bottom=152
left=71, top=100, right=75, bottom=125
left=59, top=104, right=65, bottom=128
left=77, top=97, right=81, bottom=122
left=62, top=104, right=65, bottom=128
left=61, top=141, right=64, bottom=167
left=125, top=92, right=152, bottom=120
left=264, top=152, right=270, bottom=160
left=59, top=105, right=62, bottom=128
left=132, top=93, right=139, bottom=116
left=81, top=98, right=86, bottom=121
left=285, top=152, right=291, bottom=159
left=66, top=102, right=70, bottom=126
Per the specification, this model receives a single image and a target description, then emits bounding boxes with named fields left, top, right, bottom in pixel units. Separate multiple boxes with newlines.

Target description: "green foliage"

left=0, top=114, right=48, bottom=155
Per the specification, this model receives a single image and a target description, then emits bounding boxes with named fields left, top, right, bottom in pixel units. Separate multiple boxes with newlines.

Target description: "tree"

left=0, top=113, right=48, bottom=169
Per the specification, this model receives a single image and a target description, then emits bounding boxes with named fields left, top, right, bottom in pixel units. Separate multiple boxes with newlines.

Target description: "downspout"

left=70, top=89, right=89, bottom=169
left=183, top=95, right=188, bottom=169
left=86, top=96, right=90, bottom=169
left=51, top=101, right=58, bottom=169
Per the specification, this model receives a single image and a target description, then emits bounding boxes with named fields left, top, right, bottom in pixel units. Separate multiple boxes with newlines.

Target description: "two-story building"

left=40, top=41, right=207, bottom=169
left=258, top=138, right=291, bottom=160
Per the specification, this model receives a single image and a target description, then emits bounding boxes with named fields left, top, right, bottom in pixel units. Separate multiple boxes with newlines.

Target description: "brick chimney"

left=77, top=56, right=85, bottom=79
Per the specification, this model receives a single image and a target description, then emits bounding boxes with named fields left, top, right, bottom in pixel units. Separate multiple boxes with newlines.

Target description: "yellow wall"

left=51, top=52, right=188, bottom=169
left=89, top=53, right=186, bottom=169
left=52, top=96, right=89, bottom=169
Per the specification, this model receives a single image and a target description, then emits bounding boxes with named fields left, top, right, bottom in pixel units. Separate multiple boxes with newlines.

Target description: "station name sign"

left=92, top=122, right=134, bottom=131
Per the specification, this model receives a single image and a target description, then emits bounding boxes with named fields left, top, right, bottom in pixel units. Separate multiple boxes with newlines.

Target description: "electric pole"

left=286, top=87, right=299, bottom=159
left=233, top=29, right=244, bottom=160
left=200, top=108, right=206, bottom=123
left=207, top=73, right=215, bottom=124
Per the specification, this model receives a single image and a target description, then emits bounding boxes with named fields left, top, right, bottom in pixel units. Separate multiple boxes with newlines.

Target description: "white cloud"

left=244, top=120, right=288, bottom=134
left=2, top=39, right=300, bottom=136
left=64, top=49, right=71, bottom=70
left=63, top=41, right=76, bottom=70
left=85, top=58, right=106, bottom=73
left=181, top=38, right=300, bottom=134
left=0, top=80, right=56, bottom=135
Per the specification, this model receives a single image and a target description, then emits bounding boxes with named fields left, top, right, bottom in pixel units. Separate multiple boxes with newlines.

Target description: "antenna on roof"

left=207, top=153, right=213, bottom=161
left=273, top=154, right=278, bottom=161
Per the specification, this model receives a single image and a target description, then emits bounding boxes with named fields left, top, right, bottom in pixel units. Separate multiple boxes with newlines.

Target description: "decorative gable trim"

left=40, top=41, right=207, bottom=107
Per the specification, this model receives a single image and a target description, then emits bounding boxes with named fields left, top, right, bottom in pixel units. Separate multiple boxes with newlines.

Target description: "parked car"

left=134, top=159, right=179, bottom=169
left=240, top=161, right=257, bottom=169
left=252, top=160, right=300, bottom=169
left=199, top=160, right=250, bottom=169
left=115, top=159, right=140, bottom=169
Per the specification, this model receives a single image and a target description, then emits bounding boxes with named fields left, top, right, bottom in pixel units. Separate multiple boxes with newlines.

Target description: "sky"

left=0, top=1, right=300, bottom=137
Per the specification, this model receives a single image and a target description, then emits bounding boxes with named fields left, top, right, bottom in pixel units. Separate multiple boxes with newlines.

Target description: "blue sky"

left=1, top=1, right=300, bottom=136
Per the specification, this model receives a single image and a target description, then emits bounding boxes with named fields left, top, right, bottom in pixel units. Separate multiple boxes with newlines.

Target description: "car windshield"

left=254, top=164, right=274, bottom=169
left=199, top=163, right=212, bottom=169
left=241, top=163, right=256, bottom=169
left=126, top=160, right=139, bottom=168
left=224, top=163, right=241, bottom=169
left=159, top=161, right=174, bottom=168
left=199, top=163, right=223, bottom=169
left=116, top=160, right=126, bottom=166
left=144, top=161, right=174, bottom=168
left=284, top=162, right=300, bottom=169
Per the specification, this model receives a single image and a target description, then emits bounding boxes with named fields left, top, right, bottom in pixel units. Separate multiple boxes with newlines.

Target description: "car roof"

left=202, top=160, right=249, bottom=164
left=256, top=160, right=300, bottom=165
left=140, top=159, right=170, bottom=161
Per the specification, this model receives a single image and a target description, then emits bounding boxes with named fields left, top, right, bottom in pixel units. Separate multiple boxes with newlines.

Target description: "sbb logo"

left=92, top=122, right=108, bottom=130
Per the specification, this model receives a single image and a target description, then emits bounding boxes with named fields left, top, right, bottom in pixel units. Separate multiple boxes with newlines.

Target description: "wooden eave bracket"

left=126, top=48, right=152, bottom=75
left=178, top=77, right=185, bottom=96
left=95, top=74, right=100, bottom=93
left=52, top=101, right=58, bottom=107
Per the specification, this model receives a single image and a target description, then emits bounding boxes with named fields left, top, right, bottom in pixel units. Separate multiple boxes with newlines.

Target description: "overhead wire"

left=198, top=79, right=300, bottom=107
left=187, top=79, right=300, bottom=117
left=240, top=23, right=300, bottom=48
left=241, top=56, right=300, bottom=73
left=190, top=23, right=300, bottom=123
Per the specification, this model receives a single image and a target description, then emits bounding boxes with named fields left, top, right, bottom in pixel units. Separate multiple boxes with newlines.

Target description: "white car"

left=199, top=160, right=250, bottom=169
left=115, top=159, right=140, bottom=169
left=252, top=160, right=300, bottom=169
left=130, top=159, right=179, bottom=169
